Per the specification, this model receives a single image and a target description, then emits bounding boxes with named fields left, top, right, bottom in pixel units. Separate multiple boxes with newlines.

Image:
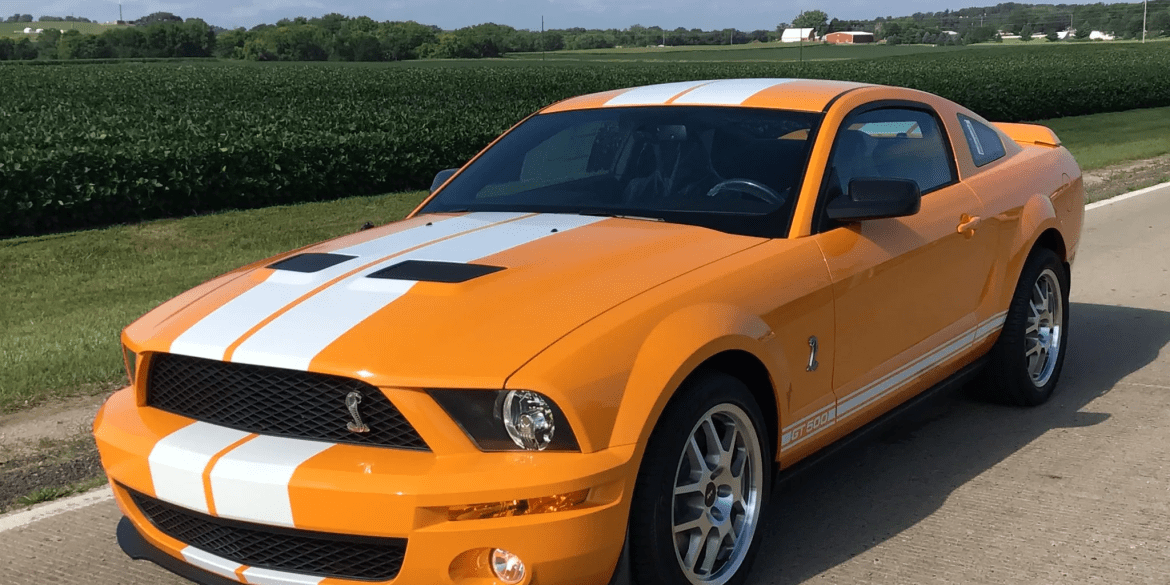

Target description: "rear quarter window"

left=958, top=115, right=1007, bottom=167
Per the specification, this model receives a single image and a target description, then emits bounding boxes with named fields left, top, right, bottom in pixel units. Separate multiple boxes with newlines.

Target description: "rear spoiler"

left=993, top=122, right=1062, bottom=147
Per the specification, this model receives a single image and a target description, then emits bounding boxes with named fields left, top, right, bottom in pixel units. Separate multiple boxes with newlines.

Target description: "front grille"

left=130, top=490, right=406, bottom=581
left=147, top=353, right=428, bottom=450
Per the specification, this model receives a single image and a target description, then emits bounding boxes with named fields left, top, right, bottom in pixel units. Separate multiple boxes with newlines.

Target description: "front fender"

left=608, top=302, right=786, bottom=448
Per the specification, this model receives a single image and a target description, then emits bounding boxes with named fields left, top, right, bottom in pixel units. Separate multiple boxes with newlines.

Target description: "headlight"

left=123, top=345, right=138, bottom=385
left=429, top=389, right=579, bottom=452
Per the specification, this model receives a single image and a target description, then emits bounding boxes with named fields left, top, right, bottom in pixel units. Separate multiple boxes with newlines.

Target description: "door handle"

left=957, top=214, right=981, bottom=238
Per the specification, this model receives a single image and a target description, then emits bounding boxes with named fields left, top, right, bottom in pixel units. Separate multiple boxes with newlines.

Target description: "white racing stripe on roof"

left=167, top=213, right=524, bottom=362
left=242, top=567, right=325, bottom=585
left=670, top=78, right=794, bottom=105
left=603, top=80, right=713, bottom=106
left=148, top=422, right=252, bottom=514
left=230, top=214, right=606, bottom=372
left=208, top=435, right=333, bottom=528
left=181, top=546, right=245, bottom=581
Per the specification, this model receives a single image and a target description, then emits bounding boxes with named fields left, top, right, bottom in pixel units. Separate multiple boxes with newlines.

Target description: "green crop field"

left=0, top=21, right=127, bottom=39
left=2, top=42, right=1169, bottom=239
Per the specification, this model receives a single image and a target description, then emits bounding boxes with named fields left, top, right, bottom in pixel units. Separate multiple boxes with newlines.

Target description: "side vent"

left=268, top=253, right=357, bottom=273
left=367, top=260, right=505, bottom=283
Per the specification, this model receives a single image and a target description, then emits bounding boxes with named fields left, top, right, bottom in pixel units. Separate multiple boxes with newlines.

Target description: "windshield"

left=420, top=106, right=821, bottom=238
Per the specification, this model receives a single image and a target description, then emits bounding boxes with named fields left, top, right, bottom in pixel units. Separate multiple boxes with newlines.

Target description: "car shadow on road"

left=746, top=302, right=1170, bottom=584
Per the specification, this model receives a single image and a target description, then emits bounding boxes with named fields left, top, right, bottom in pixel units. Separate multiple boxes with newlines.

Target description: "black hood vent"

left=367, top=260, right=505, bottom=283
left=267, top=253, right=356, bottom=273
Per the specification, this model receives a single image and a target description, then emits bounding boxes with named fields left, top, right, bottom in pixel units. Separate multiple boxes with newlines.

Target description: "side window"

left=827, top=107, right=957, bottom=197
left=958, top=114, right=1006, bottom=167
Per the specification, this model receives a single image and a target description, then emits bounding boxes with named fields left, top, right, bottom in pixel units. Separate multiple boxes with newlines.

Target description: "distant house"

left=22, top=27, right=32, bottom=33
left=1057, top=30, right=1072, bottom=39
left=942, top=30, right=960, bottom=36
left=780, top=28, right=817, bottom=42
left=824, top=31, right=874, bottom=44
left=1089, top=30, right=1115, bottom=40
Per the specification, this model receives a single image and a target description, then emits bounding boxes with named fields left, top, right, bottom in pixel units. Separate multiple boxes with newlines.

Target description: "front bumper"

left=95, top=387, right=635, bottom=585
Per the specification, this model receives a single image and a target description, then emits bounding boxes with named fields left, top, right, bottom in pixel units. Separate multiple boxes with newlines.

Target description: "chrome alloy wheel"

left=670, top=404, right=764, bottom=585
left=1026, top=268, right=1064, bottom=388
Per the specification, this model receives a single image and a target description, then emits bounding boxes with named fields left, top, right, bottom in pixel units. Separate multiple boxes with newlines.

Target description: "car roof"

left=541, top=78, right=877, bottom=114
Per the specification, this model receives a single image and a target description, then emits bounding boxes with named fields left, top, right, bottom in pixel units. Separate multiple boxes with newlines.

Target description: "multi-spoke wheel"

left=628, top=372, right=771, bottom=585
left=986, top=247, right=1070, bottom=406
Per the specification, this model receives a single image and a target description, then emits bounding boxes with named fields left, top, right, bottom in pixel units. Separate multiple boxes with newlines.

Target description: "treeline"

left=0, top=19, right=215, bottom=60
left=831, top=1, right=1170, bottom=42
left=215, top=15, right=779, bottom=61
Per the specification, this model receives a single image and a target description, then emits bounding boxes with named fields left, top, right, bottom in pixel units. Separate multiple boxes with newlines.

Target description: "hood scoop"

left=367, top=260, right=506, bottom=283
left=268, top=253, right=357, bottom=273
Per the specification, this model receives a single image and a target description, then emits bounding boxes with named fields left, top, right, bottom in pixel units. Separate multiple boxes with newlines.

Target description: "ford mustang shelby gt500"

left=95, top=78, right=1083, bottom=585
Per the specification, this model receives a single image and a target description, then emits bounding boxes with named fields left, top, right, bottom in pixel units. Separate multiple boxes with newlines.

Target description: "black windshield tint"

left=420, top=107, right=821, bottom=238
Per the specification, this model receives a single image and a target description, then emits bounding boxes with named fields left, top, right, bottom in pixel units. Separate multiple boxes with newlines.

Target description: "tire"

left=984, top=247, right=1070, bottom=406
left=628, top=371, right=772, bottom=585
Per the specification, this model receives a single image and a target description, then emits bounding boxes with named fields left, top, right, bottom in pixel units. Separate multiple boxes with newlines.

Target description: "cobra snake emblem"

left=345, top=391, right=370, bottom=433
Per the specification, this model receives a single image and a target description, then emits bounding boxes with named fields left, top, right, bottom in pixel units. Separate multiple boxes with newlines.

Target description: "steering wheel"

left=705, top=178, right=786, bottom=205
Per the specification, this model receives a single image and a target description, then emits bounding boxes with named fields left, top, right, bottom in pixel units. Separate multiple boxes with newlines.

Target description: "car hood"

left=127, top=212, right=764, bottom=388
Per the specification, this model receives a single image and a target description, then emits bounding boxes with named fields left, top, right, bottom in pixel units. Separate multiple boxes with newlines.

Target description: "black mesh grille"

left=130, top=490, right=406, bottom=581
left=147, top=353, right=428, bottom=450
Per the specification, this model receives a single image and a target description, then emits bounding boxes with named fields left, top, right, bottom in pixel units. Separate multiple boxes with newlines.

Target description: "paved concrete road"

left=2, top=185, right=1168, bottom=585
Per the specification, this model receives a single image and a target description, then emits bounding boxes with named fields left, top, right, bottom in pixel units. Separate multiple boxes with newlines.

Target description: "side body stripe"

left=781, top=311, right=1009, bottom=453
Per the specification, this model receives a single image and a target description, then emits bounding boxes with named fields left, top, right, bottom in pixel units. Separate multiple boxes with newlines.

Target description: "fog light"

left=491, top=549, right=525, bottom=584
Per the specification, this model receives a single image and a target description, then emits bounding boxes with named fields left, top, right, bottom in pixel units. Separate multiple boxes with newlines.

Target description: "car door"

left=812, top=104, right=995, bottom=428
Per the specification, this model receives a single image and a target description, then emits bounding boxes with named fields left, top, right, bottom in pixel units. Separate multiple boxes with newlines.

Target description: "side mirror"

left=826, top=178, right=921, bottom=222
left=430, top=168, right=459, bottom=193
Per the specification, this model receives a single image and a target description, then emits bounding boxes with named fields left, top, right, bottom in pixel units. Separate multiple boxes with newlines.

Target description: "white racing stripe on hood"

left=231, top=214, right=607, bottom=371
left=167, top=212, right=525, bottom=361
left=670, top=78, right=794, bottom=105
left=603, top=80, right=713, bottom=106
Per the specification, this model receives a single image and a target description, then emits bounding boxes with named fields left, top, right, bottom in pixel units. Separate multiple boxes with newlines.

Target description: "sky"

left=1, top=0, right=1049, bottom=31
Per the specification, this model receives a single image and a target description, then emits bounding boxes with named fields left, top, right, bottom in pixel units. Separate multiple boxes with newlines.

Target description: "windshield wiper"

left=578, top=209, right=665, bottom=222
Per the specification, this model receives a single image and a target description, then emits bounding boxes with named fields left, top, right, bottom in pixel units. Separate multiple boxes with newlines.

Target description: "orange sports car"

left=95, top=78, right=1083, bottom=585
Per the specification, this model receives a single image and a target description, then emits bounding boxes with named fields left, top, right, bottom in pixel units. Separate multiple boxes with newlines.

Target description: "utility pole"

left=119, top=1, right=123, bottom=22
left=541, top=15, right=545, bottom=61
left=1143, top=0, right=1148, bottom=42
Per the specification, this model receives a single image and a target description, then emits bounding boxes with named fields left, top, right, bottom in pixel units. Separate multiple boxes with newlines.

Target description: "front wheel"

left=985, top=247, right=1070, bottom=406
left=628, top=372, right=771, bottom=585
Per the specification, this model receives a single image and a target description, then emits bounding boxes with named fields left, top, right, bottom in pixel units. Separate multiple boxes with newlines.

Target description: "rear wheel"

left=628, top=372, right=771, bottom=585
left=985, top=247, right=1070, bottom=406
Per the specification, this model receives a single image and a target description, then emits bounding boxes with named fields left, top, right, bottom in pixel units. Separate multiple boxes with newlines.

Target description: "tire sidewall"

left=628, top=371, right=772, bottom=585
left=995, top=248, right=1071, bottom=404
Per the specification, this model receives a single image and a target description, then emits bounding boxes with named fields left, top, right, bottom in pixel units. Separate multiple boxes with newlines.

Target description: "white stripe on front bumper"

left=242, top=566, right=325, bottom=585
left=148, top=423, right=252, bottom=514
left=208, top=435, right=333, bottom=527
left=181, top=546, right=244, bottom=580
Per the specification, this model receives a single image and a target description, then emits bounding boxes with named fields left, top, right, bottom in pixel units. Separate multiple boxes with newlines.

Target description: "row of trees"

left=5, top=14, right=94, bottom=22
left=0, top=19, right=216, bottom=60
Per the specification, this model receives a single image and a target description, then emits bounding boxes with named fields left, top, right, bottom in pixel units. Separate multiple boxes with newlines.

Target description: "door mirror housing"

left=430, top=168, right=459, bottom=193
left=826, top=178, right=922, bottom=222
